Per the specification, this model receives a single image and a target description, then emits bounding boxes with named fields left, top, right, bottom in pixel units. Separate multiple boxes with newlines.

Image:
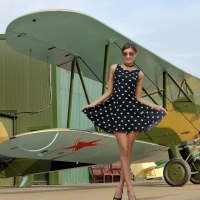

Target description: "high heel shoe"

left=113, top=197, right=122, bottom=200
left=113, top=189, right=123, bottom=200
left=127, top=191, right=137, bottom=200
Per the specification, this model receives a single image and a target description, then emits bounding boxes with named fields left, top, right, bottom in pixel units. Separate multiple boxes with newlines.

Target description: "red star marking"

left=62, top=139, right=102, bottom=153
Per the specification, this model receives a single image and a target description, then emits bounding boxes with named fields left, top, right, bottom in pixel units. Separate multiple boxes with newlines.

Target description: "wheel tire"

left=190, top=176, right=200, bottom=184
left=190, top=160, right=200, bottom=184
left=163, top=158, right=191, bottom=187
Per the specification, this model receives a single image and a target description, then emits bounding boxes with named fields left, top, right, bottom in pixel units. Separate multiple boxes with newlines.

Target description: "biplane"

left=1, top=9, right=200, bottom=187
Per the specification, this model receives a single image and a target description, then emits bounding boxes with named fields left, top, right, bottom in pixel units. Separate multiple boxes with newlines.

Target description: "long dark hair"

left=122, top=42, right=137, bottom=53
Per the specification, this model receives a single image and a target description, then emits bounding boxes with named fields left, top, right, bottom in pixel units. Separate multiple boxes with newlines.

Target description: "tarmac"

left=0, top=180, right=199, bottom=200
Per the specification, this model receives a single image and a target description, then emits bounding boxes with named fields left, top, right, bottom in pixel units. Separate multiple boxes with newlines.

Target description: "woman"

left=82, top=42, right=167, bottom=200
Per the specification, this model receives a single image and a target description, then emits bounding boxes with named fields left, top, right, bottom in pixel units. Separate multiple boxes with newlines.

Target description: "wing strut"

left=66, top=56, right=100, bottom=131
left=76, top=59, right=99, bottom=132
left=67, top=41, right=113, bottom=132
left=102, top=43, right=110, bottom=94
left=76, top=59, right=91, bottom=104
left=67, top=57, right=76, bottom=128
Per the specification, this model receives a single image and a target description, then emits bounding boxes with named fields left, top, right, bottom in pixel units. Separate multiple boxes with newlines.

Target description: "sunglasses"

left=122, top=52, right=135, bottom=57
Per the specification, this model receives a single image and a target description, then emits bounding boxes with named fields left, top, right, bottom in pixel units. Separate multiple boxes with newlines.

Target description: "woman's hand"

left=154, top=105, right=168, bottom=114
left=81, top=103, right=97, bottom=112
left=81, top=65, right=116, bottom=112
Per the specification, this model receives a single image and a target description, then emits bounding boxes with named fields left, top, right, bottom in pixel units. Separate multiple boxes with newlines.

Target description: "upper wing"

left=0, top=129, right=168, bottom=164
left=5, top=10, right=200, bottom=102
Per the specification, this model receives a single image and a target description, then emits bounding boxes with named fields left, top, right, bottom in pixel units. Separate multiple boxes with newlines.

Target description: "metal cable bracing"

left=0, top=156, right=21, bottom=176
left=78, top=57, right=102, bottom=83
left=114, top=42, right=199, bottom=132
left=145, top=71, right=163, bottom=91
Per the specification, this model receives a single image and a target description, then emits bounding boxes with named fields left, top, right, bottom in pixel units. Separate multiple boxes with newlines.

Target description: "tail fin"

left=0, top=121, right=8, bottom=138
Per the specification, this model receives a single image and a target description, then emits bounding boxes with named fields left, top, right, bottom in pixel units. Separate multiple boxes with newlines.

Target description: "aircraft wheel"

left=163, top=158, right=191, bottom=187
left=190, top=160, right=200, bottom=184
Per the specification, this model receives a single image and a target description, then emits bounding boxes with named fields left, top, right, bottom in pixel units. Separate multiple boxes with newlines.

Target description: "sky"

left=0, top=0, right=200, bottom=77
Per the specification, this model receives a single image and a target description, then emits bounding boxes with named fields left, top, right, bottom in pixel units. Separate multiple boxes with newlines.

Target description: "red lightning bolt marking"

left=62, top=139, right=102, bottom=153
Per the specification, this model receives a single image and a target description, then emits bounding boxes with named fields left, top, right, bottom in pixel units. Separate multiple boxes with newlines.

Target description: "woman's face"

left=122, top=48, right=137, bottom=65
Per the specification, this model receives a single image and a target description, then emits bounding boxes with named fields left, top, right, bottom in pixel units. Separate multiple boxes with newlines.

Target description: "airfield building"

left=0, top=34, right=100, bottom=186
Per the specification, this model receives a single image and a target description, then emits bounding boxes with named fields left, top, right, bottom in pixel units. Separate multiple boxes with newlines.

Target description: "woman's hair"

left=122, top=42, right=137, bottom=53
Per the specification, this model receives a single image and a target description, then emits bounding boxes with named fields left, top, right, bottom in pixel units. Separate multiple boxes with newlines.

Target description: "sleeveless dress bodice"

left=83, top=64, right=166, bottom=133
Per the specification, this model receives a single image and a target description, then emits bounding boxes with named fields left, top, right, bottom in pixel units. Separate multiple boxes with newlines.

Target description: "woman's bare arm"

left=135, top=71, right=167, bottom=114
left=81, top=64, right=117, bottom=111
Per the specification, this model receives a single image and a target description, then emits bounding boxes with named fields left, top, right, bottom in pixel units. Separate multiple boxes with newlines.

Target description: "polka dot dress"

left=83, top=64, right=166, bottom=133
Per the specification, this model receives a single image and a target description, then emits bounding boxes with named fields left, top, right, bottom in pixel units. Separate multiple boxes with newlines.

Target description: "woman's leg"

left=114, top=132, right=138, bottom=198
left=114, top=131, right=138, bottom=200
left=114, top=168, right=125, bottom=198
left=128, top=132, right=138, bottom=164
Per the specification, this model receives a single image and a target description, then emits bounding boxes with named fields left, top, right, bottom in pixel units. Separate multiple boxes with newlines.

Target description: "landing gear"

left=164, top=143, right=200, bottom=187
left=163, top=158, right=191, bottom=187
left=180, top=143, right=200, bottom=185
left=190, top=160, right=200, bottom=184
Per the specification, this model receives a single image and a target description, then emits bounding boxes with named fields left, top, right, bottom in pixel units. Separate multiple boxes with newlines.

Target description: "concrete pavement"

left=0, top=180, right=199, bottom=200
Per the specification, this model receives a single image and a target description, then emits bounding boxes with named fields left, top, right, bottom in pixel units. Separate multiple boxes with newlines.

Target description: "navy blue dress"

left=83, top=64, right=166, bottom=133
